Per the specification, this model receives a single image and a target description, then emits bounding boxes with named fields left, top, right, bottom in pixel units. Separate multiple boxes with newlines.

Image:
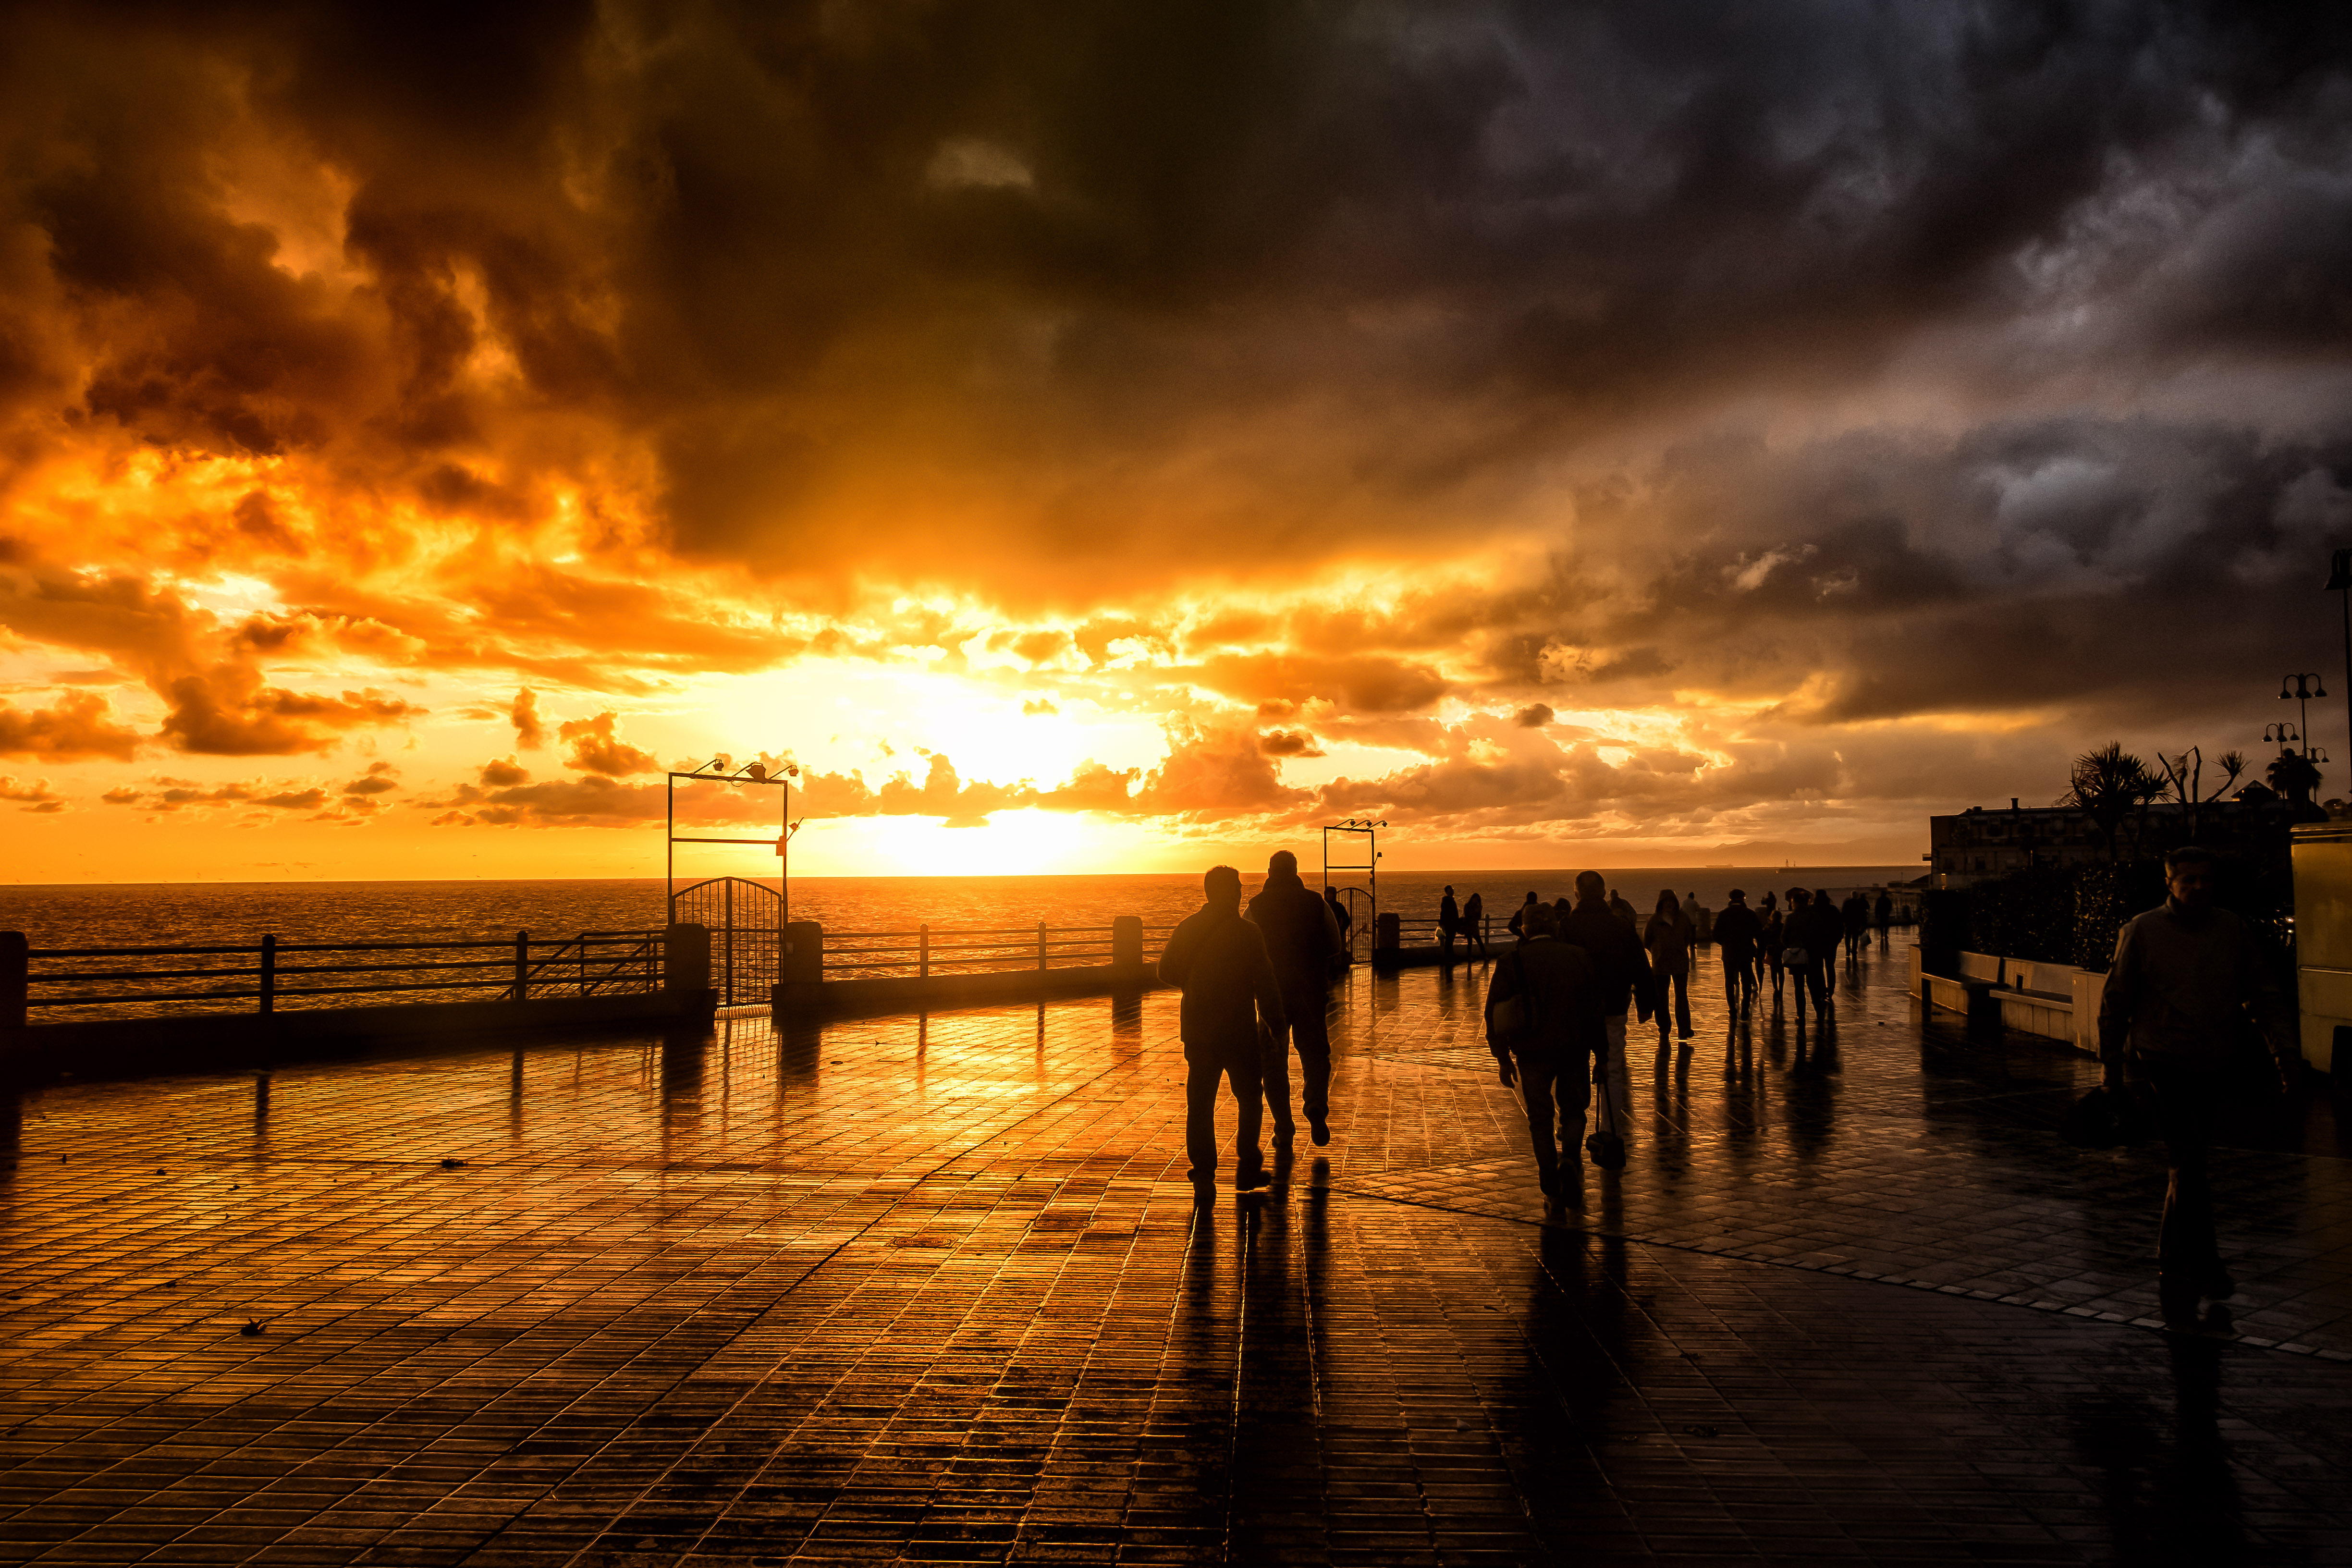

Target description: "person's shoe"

left=2204, top=1266, right=2238, bottom=1301
left=1234, top=1165, right=1273, bottom=1194
left=1542, top=1194, right=1569, bottom=1223
left=1272, top=1127, right=1295, bottom=1152
left=1309, top=1115, right=1330, bottom=1147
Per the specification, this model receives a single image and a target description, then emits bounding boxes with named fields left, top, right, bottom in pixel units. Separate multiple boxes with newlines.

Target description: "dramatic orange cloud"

left=3, top=2, right=2349, bottom=880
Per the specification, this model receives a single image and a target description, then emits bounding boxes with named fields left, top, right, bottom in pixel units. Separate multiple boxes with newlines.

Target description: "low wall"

left=1912, top=946, right=2101, bottom=1054
left=2, top=987, right=718, bottom=1084
left=777, top=964, right=1162, bottom=1018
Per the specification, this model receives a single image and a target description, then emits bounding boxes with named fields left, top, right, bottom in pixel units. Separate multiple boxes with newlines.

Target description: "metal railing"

left=821, top=921, right=1176, bottom=980
left=12, top=929, right=666, bottom=1021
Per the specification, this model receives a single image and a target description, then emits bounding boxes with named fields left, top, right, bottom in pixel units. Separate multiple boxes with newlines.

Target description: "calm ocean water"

left=0, top=867, right=1920, bottom=951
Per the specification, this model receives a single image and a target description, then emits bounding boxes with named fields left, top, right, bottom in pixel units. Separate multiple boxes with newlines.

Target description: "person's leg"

left=1600, top=1013, right=1631, bottom=1129
left=1226, top=1051, right=1266, bottom=1184
left=1184, top=1049, right=1220, bottom=1185
left=2140, top=1057, right=2225, bottom=1298
left=1515, top=1050, right=1562, bottom=1196
left=1673, top=969, right=1692, bottom=1038
left=1258, top=1022, right=1296, bottom=1145
left=1293, top=992, right=1332, bottom=1129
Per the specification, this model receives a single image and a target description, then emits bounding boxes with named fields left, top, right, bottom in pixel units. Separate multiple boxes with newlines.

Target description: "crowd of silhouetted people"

left=1160, top=857, right=1911, bottom=1204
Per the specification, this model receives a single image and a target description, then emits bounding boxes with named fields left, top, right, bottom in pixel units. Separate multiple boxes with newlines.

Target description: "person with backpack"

left=1484, top=903, right=1606, bottom=1213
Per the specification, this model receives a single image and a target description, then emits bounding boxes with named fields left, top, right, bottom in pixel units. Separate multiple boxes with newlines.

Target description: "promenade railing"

left=817, top=920, right=1176, bottom=981
left=6, top=930, right=667, bottom=1022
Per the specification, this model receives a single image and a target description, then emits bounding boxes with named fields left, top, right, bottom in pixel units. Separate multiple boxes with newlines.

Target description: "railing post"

left=1111, top=916, right=1142, bottom=974
left=259, top=934, right=276, bottom=1015
left=919, top=924, right=930, bottom=980
left=782, top=921, right=823, bottom=985
left=514, top=930, right=529, bottom=1003
left=1038, top=920, right=1048, bottom=972
left=1, top=931, right=25, bottom=1031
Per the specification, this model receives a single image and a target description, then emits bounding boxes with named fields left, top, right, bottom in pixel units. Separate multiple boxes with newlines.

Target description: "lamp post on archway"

left=2282, top=674, right=2327, bottom=761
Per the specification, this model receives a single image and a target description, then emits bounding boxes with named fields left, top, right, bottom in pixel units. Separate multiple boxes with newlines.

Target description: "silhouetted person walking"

left=1461, top=891, right=1489, bottom=958
left=1874, top=890, right=1893, bottom=949
left=1608, top=888, right=1637, bottom=928
left=2097, top=845, right=2297, bottom=1326
left=1509, top=892, right=1540, bottom=939
left=1714, top=889, right=1761, bottom=1018
left=1642, top=890, right=1694, bottom=1043
left=1814, top=886, right=1841, bottom=967
left=1438, top=885, right=1459, bottom=961
left=1759, top=892, right=1784, bottom=1009
left=1160, top=865, right=1288, bottom=1196
left=1484, top=903, right=1605, bottom=1214
left=1842, top=891, right=1869, bottom=962
left=1685, top=892, right=1712, bottom=946
left=1248, top=850, right=1345, bottom=1149
left=1560, top=871, right=1654, bottom=1139
left=1784, top=888, right=1835, bottom=1022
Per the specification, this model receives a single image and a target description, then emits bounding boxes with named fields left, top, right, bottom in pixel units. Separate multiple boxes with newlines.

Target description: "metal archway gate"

left=669, top=876, right=781, bottom=1007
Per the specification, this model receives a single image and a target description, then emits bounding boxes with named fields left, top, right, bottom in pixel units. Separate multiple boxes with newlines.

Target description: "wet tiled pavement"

left=2, top=943, right=2350, bottom=1564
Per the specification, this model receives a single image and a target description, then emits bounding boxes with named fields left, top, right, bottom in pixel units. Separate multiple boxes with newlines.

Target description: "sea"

left=0, top=868, right=1922, bottom=951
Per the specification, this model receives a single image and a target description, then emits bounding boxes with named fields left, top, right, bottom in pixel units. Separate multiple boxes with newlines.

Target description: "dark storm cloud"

left=3, top=0, right=2346, bottom=601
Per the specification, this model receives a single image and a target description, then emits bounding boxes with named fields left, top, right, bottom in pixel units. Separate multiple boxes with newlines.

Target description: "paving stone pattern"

left=0, top=943, right=2348, bottom=1564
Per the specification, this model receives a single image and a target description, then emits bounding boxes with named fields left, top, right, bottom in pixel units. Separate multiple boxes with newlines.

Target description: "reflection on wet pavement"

left=0, top=942, right=2347, bottom=1562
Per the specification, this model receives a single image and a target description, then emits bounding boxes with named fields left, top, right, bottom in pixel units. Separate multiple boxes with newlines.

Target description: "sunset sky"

left=3, top=2, right=2349, bottom=881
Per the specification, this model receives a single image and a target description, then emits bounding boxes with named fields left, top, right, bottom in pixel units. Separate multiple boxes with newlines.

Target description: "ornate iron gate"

left=669, top=876, right=781, bottom=1007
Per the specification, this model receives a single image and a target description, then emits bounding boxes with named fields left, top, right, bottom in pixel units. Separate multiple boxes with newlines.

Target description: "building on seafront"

left=1928, top=792, right=2318, bottom=888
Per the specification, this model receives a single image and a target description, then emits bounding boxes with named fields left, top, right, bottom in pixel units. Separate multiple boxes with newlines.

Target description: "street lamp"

left=2282, top=673, right=2327, bottom=760
left=2330, top=549, right=2352, bottom=767
left=2265, top=722, right=2300, bottom=749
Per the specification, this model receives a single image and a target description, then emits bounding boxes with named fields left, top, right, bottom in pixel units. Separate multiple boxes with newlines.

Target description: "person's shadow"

left=2070, top=1333, right=2247, bottom=1563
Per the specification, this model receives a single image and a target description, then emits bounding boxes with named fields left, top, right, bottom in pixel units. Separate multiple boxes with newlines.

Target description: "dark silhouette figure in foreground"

left=1484, top=903, right=1605, bottom=1213
left=2096, top=844, right=2296, bottom=1325
left=1561, top=870, right=1656, bottom=1139
left=1642, top=890, right=1693, bottom=1043
left=1714, top=889, right=1761, bottom=1018
left=1248, top=850, right=1345, bottom=1149
left=1160, top=865, right=1288, bottom=1195
left=1438, top=885, right=1459, bottom=961
left=1461, top=890, right=1489, bottom=958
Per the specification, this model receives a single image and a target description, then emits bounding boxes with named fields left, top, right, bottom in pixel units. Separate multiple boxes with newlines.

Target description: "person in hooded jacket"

left=1247, top=850, right=1346, bottom=1147
left=1461, top=890, right=1489, bottom=958
left=1559, top=870, right=1655, bottom=1137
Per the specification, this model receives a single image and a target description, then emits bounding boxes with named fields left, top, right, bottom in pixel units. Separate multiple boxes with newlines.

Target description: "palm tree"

left=2061, top=743, right=2165, bottom=859
left=2266, top=747, right=2323, bottom=806
left=2203, top=750, right=2246, bottom=801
